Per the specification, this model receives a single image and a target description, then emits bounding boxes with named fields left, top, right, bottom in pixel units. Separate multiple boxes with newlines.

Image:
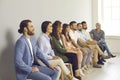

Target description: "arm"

left=99, top=30, right=105, bottom=43
left=37, top=37, right=53, bottom=60
left=36, top=47, right=57, bottom=70
left=101, top=30, right=105, bottom=40
left=14, top=40, right=32, bottom=73
left=61, top=34, right=69, bottom=49
left=69, top=31, right=81, bottom=48
left=78, top=38, right=88, bottom=47
left=35, top=47, right=50, bottom=67
left=89, top=29, right=94, bottom=39
left=90, top=33, right=94, bottom=39
left=71, top=39, right=80, bottom=48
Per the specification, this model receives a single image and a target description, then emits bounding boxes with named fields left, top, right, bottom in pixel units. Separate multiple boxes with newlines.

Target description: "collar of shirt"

left=42, top=33, right=50, bottom=41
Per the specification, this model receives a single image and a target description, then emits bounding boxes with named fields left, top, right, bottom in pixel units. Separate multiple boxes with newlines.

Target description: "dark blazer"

left=14, top=35, right=49, bottom=80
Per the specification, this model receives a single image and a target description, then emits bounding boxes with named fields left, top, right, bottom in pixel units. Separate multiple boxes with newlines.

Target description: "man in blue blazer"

left=14, top=19, right=58, bottom=80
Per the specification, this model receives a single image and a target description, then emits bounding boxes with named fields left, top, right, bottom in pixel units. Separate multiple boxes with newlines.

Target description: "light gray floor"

left=83, top=53, right=120, bottom=80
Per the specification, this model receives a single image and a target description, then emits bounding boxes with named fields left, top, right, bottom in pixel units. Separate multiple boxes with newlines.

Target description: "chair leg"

left=60, top=70, right=64, bottom=80
left=65, top=63, right=73, bottom=77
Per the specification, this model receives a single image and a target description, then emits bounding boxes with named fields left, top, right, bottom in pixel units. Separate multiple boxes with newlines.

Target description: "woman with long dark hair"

left=61, top=23, right=84, bottom=76
left=51, top=20, right=81, bottom=80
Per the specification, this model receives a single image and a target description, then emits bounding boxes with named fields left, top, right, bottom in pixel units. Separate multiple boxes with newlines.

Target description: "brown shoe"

left=101, top=55, right=110, bottom=59
left=93, top=63, right=102, bottom=68
left=75, top=70, right=81, bottom=80
left=67, top=74, right=73, bottom=80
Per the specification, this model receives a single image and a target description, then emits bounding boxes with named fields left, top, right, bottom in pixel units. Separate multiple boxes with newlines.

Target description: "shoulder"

left=101, top=30, right=104, bottom=32
left=69, top=29, right=73, bottom=34
left=15, top=36, right=26, bottom=49
left=38, top=34, right=46, bottom=41
left=90, top=29, right=96, bottom=33
left=52, top=36, right=58, bottom=42
left=16, top=36, right=25, bottom=44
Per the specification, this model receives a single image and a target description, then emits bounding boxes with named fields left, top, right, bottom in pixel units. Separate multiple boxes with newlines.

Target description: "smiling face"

left=46, top=23, right=53, bottom=34
left=71, top=23, right=77, bottom=31
left=82, top=23, right=87, bottom=30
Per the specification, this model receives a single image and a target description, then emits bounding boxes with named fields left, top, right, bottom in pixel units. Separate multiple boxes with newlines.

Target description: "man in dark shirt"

left=90, top=23, right=116, bottom=58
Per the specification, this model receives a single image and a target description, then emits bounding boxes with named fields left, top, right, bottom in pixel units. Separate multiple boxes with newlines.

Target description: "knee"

left=54, top=70, right=59, bottom=76
left=59, top=58, right=64, bottom=64
left=72, top=54, right=77, bottom=58
left=45, top=76, right=52, bottom=80
left=56, top=66, right=62, bottom=74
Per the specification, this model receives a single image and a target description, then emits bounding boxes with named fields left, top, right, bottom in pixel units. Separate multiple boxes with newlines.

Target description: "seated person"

left=51, top=20, right=81, bottom=80
left=37, top=21, right=73, bottom=80
left=14, top=20, right=58, bottom=80
left=77, top=21, right=110, bottom=67
left=69, top=21, right=93, bottom=69
left=61, top=23, right=85, bottom=76
left=90, top=22, right=116, bottom=57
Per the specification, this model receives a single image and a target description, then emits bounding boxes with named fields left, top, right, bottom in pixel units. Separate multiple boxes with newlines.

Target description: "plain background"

left=0, top=0, right=119, bottom=80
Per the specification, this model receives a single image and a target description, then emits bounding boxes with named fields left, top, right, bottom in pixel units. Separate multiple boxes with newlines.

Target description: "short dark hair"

left=77, top=23, right=81, bottom=26
left=69, top=21, right=77, bottom=26
left=41, top=21, right=52, bottom=33
left=81, top=21, right=86, bottom=25
left=18, top=19, right=32, bottom=34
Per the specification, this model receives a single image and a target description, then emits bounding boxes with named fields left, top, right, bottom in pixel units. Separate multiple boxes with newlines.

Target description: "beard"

left=73, top=28, right=77, bottom=31
left=28, top=31, right=34, bottom=35
left=27, top=29, right=34, bottom=35
left=83, top=27, right=87, bottom=30
left=78, top=29, right=82, bottom=31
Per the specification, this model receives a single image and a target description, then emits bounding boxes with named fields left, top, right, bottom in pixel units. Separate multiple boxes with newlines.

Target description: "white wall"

left=92, top=0, right=120, bottom=53
left=0, top=0, right=92, bottom=80
left=106, top=37, right=120, bottom=53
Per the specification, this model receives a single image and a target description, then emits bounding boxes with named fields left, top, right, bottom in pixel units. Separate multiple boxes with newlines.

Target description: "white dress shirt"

left=27, top=38, right=34, bottom=63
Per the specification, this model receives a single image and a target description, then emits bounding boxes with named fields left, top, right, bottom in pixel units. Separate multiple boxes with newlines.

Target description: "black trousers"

left=98, top=44, right=105, bottom=63
left=65, top=53, right=78, bottom=74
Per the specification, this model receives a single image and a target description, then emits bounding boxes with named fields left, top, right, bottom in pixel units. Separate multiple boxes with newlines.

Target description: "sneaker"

left=101, top=55, right=110, bottom=59
left=73, top=77, right=79, bottom=80
left=79, top=69, right=85, bottom=77
left=93, top=63, right=102, bottom=68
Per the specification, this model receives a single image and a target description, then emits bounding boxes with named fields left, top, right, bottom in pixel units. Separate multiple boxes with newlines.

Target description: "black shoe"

left=97, top=61, right=104, bottom=65
left=101, top=58, right=106, bottom=62
left=109, top=54, right=116, bottom=58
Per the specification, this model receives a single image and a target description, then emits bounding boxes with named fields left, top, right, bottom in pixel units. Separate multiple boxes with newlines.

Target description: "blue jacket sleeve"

left=14, top=39, right=32, bottom=73
left=35, top=46, right=50, bottom=67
